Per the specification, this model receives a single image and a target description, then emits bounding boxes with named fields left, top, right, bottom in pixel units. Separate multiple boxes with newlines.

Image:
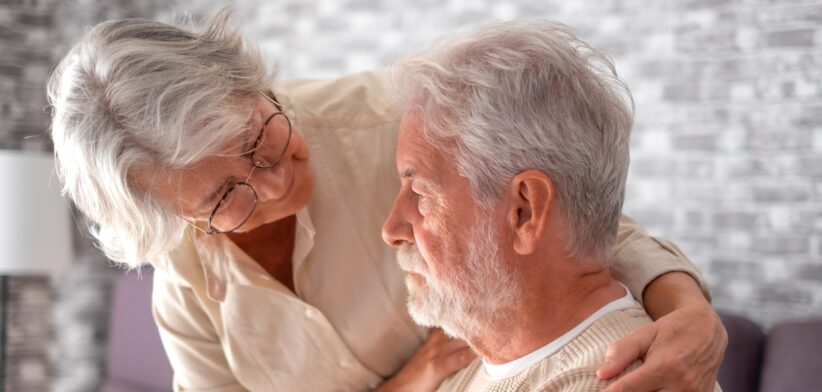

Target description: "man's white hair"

left=47, top=9, right=273, bottom=267
left=393, top=20, right=634, bottom=261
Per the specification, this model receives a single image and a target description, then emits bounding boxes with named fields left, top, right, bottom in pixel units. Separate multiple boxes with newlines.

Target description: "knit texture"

left=437, top=305, right=652, bottom=392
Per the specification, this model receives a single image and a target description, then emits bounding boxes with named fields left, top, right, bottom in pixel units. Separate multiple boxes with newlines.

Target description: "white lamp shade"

left=0, top=150, right=72, bottom=276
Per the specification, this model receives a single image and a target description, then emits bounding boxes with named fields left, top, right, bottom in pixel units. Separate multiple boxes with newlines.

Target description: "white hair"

left=393, top=20, right=633, bottom=261
left=47, top=9, right=273, bottom=267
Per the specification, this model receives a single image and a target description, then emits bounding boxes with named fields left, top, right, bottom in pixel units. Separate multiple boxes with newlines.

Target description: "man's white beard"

left=397, top=214, right=520, bottom=340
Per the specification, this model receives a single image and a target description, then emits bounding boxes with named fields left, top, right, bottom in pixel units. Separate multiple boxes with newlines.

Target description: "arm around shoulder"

left=612, top=214, right=711, bottom=309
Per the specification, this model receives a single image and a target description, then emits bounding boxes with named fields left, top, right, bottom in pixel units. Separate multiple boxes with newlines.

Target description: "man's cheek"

left=421, top=207, right=450, bottom=237
left=414, top=234, right=446, bottom=280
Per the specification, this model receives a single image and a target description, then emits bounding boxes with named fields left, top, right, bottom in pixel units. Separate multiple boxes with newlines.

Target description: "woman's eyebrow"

left=195, top=175, right=241, bottom=211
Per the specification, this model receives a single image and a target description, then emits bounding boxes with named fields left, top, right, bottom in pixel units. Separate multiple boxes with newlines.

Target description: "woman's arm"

left=152, top=269, right=248, bottom=392
left=610, top=215, right=711, bottom=303
left=599, top=216, right=727, bottom=392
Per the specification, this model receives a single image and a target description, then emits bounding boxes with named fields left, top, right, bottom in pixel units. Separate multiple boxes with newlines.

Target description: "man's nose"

left=382, top=194, right=415, bottom=248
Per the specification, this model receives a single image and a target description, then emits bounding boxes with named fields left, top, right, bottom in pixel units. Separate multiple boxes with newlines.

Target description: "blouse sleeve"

left=152, top=268, right=248, bottom=392
left=611, top=215, right=711, bottom=305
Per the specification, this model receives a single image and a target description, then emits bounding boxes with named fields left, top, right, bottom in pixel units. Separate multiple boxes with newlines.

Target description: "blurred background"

left=1, top=0, right=820, bottom=390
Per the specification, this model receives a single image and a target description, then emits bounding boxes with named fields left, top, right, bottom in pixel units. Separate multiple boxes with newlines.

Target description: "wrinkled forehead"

left=397, top=112, right=453, bottom=158
left=396, top=113, right=460, bottom=188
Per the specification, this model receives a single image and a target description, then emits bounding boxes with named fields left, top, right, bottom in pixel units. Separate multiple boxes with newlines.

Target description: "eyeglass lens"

left=252, top=112, right=291, bottom=168
left=210, top=183, right=257, bottom=232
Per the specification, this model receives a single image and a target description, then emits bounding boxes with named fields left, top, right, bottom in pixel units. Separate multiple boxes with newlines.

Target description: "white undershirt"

left=482, top=284, right=637, bottom=380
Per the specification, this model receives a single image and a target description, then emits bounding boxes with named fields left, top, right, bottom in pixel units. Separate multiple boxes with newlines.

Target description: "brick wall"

left=1, top=0, right=820, bottom=389
left=1, top=1, right=161, bottom=391
left=0, top=0, right=55, bottom=151
left=1, top=1, right=60, bottom=391
left=166, top=0, right=822, bottom=328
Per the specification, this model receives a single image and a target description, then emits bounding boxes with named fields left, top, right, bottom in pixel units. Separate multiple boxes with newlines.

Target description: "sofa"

left=717, top=312, right=822, bottom=392
left=101, top=267, right=173, bottom=392
left=102, top=268, right=822, bottom=391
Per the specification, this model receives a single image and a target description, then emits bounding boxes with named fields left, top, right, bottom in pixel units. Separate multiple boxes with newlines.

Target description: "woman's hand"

left=376, top=328, right=476, bottom=392
left=597, top=272, right=727, bottom=392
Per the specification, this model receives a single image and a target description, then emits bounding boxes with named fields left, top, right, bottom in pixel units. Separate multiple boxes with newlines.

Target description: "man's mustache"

left=397, top=245, right=426, bottom=275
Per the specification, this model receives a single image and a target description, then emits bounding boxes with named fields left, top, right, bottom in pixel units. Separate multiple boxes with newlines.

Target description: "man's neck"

left=467, top=268, right=625, bottom=364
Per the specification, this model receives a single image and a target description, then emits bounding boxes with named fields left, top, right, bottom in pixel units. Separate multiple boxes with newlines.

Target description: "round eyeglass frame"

left=190, top=90, right=293, bottom=235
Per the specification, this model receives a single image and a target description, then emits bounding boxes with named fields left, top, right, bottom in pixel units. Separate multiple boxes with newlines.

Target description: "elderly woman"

left=48, top=10, right=726, bottom=392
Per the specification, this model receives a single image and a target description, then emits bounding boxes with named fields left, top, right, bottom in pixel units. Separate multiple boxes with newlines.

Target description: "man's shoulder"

left=528, top=305, right=653, bottom=390
left=562, top=305, right=652, bottom=364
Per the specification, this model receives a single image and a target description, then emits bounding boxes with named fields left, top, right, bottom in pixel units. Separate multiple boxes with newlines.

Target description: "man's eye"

left=417, top=195, right=433, bottom=215
left=410, top=187, right=424, bottom=198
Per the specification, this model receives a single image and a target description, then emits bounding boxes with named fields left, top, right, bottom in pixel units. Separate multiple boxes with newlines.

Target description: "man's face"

left=382, top=114, right=519, bottom=339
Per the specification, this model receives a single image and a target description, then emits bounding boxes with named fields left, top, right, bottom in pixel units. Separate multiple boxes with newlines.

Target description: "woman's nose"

left=248, top=160, right=290, bottom=201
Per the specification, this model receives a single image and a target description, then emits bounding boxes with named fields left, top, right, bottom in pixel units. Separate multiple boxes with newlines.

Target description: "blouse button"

left=304, top=308, right=317, bottom=319
left=339, top=358, right=354, bottom=368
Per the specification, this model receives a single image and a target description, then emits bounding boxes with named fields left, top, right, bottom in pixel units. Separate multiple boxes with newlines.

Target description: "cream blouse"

left=150, top=71, right=710, bottom=392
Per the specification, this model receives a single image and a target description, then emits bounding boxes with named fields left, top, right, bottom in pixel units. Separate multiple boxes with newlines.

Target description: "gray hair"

left=393, top=20, right=633, bottom=261
left=47, top=9, right=273, bottom=267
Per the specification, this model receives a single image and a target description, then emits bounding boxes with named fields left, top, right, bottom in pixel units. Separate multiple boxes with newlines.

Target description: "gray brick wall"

left=165, top=0, right=822, bottom=329
left=1, top=1, right=61, bottom=391
left=1, top=0, right=820, bottom=390
left=0, top=0, right=55, bottom=151
left=1, top=1, right=162, bottom=391
left=5, top=276, right=51, bottom=392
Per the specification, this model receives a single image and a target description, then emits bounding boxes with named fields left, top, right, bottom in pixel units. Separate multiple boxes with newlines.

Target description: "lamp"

left=0, top=150, right=72, bottom=391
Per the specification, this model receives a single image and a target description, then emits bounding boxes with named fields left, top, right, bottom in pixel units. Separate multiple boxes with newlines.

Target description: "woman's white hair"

left=393, top=20, right=633, bottom=261
left=47, top=9, right=273, bottom=268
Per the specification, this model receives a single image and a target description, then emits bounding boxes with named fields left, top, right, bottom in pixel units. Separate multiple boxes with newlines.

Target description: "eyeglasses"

left=188, top=90, right=293, bottom=235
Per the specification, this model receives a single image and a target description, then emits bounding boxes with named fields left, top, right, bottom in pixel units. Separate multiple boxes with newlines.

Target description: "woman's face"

left=146, top=94, right=314, bottom=233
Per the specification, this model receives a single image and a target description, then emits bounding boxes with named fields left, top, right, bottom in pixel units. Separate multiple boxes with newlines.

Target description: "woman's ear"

left=506, top=170, right=554, bottom=255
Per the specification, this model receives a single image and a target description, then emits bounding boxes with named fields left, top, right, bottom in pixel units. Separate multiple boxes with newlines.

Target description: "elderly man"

left=382, top=21, right=722, bottom=391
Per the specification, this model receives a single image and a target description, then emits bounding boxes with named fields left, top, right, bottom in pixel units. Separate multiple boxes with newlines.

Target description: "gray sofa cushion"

left=717, top=312, right=766, bottom=392
left=759, top=319, right=822, bottom=392
left=102, top=268, right=173, bottom=392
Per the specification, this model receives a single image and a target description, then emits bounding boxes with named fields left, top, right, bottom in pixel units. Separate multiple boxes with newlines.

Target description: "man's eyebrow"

left=399, top=168, right=439, bottom=193
left=400, top=168, right=416, bottom=179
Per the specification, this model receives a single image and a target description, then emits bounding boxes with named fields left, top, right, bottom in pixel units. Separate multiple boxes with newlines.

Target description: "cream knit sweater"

left=437, top=305, right=722, bottom=392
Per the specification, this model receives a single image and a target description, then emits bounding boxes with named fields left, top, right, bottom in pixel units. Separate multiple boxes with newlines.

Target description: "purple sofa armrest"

left=760, top=319, right=822, bottom=392
left=102, top=267, right=174, bottom=392
left=717, top=311, right=765, bottom=392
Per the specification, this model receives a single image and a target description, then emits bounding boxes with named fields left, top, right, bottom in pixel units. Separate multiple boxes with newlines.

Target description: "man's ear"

left=506, top=170, right=554, bottom=255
